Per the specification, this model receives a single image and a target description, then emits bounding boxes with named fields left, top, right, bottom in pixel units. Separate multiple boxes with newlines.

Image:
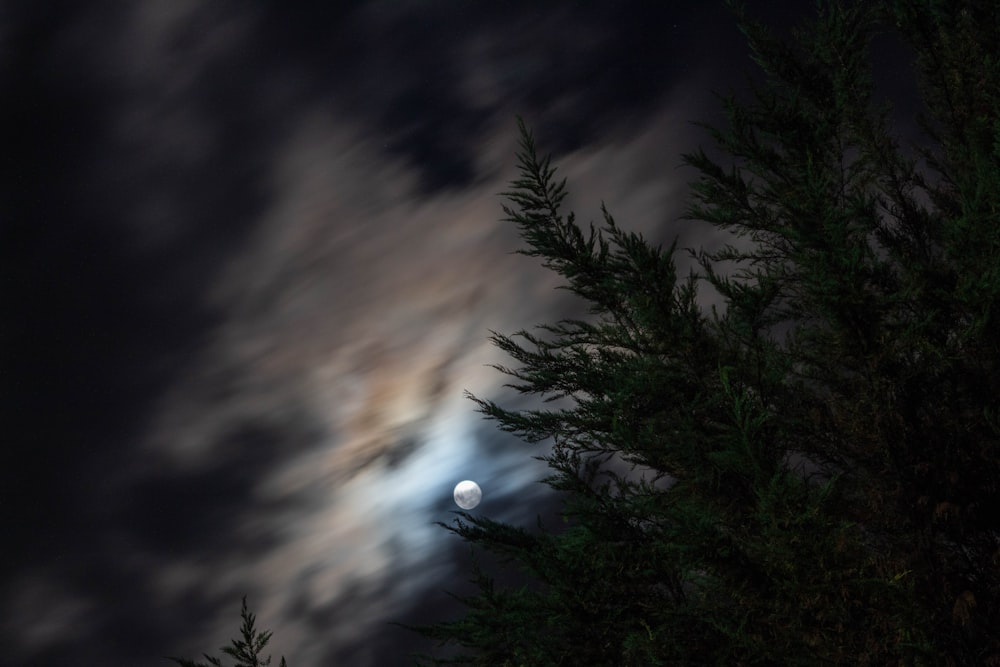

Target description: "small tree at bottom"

left=169, top=597, right=288, bottom=667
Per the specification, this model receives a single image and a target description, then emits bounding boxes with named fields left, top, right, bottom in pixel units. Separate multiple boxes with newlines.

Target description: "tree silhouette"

left=411, top=1, right=1000, bottom=664
left=170, top=597, right=288, bottom=667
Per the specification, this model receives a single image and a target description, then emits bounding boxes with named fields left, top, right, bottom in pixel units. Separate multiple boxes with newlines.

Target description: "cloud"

left=1, top=576, right=96, bottom=661
left=2, top=1, right=740, bottom=663
left=133, top=89, right=715, bottom=662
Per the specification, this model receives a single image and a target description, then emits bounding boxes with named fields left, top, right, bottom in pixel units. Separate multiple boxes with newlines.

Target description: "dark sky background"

left=2, top=1, right=921, bottom=665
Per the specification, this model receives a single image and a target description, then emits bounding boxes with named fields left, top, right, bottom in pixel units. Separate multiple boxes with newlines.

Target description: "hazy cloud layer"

left=3, top=2, right=759, bottom=664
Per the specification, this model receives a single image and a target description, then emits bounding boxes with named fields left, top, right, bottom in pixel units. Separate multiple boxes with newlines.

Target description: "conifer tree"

left=170, top=597, right=288, bottom=667
left=413, top=1, right=1000, bottom=664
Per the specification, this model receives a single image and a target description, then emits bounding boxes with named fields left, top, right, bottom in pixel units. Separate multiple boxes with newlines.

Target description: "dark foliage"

left=169, top=597, right=288, bottom=667
left=410, top=1, right=1000, bottom=664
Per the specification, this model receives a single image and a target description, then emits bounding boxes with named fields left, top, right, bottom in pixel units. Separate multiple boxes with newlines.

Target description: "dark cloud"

left=1, top=1, right=810, bottom=664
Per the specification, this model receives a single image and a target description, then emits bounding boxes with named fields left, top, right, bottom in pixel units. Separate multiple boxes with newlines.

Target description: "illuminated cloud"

left=2, top=1, right=754, bottom=663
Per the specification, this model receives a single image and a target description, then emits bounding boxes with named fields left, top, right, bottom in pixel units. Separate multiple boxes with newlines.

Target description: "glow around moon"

left=453, top=480, right=482, bottom=509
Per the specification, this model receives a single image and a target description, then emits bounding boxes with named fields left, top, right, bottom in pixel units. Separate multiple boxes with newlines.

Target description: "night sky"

left=3, top=1, right=919, bottom=664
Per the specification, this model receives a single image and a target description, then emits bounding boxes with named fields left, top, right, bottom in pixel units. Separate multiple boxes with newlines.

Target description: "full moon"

left=453, top=480, right=482, bottom=509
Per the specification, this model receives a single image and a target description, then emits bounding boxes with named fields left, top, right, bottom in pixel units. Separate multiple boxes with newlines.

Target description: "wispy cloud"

left=2, top=1, right=739, bottom=663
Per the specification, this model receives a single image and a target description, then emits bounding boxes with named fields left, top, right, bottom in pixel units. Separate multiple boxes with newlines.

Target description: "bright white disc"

left=453, top=480, right=482, bottom=509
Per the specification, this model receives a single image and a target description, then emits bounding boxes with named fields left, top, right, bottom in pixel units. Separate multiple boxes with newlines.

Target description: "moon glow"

left=453, top=480, right=482, bottom=509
